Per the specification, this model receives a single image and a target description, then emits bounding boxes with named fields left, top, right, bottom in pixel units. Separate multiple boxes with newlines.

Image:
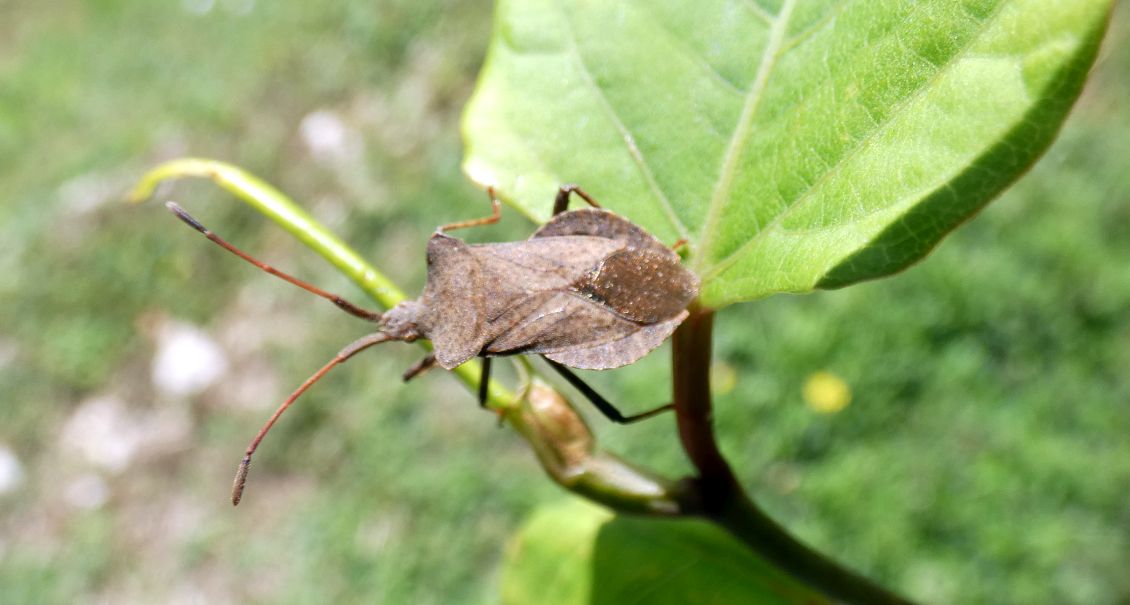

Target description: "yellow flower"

left=803, top=371, right=851, bottom=414
left=711, top=361, right=737, bottom=396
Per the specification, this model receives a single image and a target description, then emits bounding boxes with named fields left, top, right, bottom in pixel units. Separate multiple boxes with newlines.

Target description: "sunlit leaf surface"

left=501, top=499, right=823, bottom=605
left=463, top=0, right=1110, bottom=307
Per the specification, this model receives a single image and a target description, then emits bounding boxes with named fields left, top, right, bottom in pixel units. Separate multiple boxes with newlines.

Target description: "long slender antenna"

left=165, top=201, right=383, bottom=322
left=232, top=332, right=394, bottom=506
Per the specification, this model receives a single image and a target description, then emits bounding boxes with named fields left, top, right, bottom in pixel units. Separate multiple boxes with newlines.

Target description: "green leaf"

left=462, top=0, right=1110, bottom=307
left=501, top=499, right=824, bottom=605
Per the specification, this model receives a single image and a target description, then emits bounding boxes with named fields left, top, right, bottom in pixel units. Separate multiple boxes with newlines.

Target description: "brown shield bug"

left=165, top=185, right=699, bottom=504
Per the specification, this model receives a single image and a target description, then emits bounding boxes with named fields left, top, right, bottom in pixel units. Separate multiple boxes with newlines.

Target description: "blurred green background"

left=0, top=1, right=1127, bottom=603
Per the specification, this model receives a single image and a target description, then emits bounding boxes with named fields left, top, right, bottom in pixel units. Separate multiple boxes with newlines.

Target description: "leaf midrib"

left=699, top=0, right=1009, bottom=287
left=558, top=0, right=690, bottom=241
left=695, top=0, right=797, bottom=273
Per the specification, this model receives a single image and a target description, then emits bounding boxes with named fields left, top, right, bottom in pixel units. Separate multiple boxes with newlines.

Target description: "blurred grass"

left=0, top=1, right=1127, bottom=603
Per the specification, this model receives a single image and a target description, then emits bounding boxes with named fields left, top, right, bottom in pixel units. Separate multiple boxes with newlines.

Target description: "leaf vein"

left=630, top=0, right=749, bottom=96
left=780, top=0, right=851, bottom=54
left=559, top=2, right=690, bottom=241
left=696, top=0, right=797, bottom=270
left=741, top=0, right=774, bottom=25
left=702, top=1, right=1009, bottom=285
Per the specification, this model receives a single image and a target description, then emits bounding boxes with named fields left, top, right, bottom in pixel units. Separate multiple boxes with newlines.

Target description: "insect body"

left=166, top=186, right=698, bottom=504
left=393, top=201, right=697, bottom=372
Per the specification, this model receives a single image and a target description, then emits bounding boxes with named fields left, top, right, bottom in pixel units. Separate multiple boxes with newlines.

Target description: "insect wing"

left=544, top=310, right=688, bottom=370
left=422, top=233, right=622, bottom=369
left=483, top=291, right=636, bottom=355
left=425, top=209, right=700, bottom=371
left=534, top=208, right=700, bottom=323
left=573, top=248, right=698, bottom=324
left=468, top=235, right=623, bottom=292
left=482, top=290, right=688, bottom=369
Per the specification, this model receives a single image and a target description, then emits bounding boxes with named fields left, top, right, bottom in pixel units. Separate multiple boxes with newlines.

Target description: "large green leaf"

left=501, top=499, right=824, bottom=605
left=462, top=0, right=1110, bottom=307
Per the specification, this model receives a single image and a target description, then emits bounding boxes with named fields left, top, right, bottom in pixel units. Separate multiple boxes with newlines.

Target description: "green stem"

left=672, top=305, right=915, bottom=605
left=130, top=157, right=403, bottom=309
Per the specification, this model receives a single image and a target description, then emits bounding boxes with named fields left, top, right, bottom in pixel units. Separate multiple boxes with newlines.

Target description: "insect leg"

left=543, top=359, right=673, bottom=424
left=165, top=202, right=383, bottom=322
left=439, top=187, right=502, bottom=232
left=552, top=184, right=603, bottom=215
left=232, top=331, right=394, bottom=506
left=478, top=357, right=492, bottom=408
left=402, top=353, right=437, bottom=382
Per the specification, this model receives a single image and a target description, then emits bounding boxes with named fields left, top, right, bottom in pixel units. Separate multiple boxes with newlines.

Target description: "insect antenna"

left=165, top=201, right=383, bottom=322
left=232, top=332, right=396, bottom=506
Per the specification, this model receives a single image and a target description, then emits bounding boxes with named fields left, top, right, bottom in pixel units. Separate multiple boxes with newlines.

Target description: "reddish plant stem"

left=672, top=304, right=915, bottom=605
